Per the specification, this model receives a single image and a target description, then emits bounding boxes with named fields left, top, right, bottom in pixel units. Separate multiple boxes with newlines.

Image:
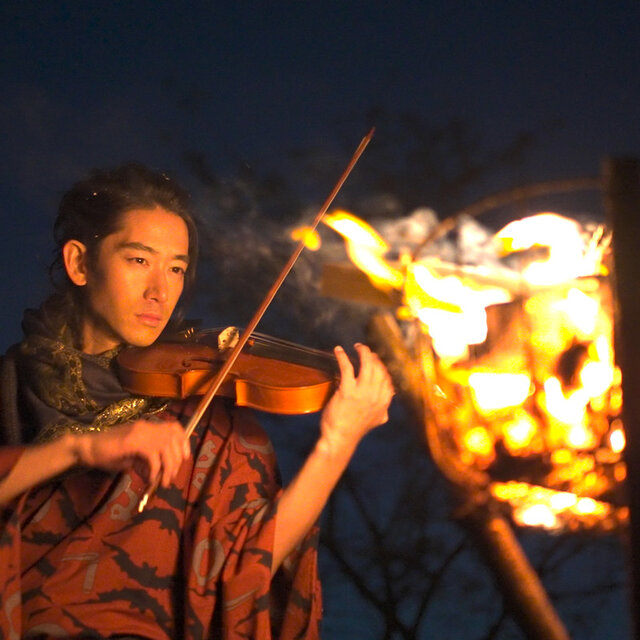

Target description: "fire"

left=495, top=212, right=608, bottom=285
left=404, top=263, right=510, bottom=360
left=291, top=226, right=322, bottom=251
left=321, top=208, right=625, bottom=532
left=609, top=421, right=625, bottom=453
left=468, top=372, right=531, bottom=413
left=502, top=411, right=540, bottom=454
left=323, top=210, right=404, bottom=290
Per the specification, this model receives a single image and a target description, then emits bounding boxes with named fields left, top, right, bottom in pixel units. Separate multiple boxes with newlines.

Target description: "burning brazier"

left=319, top=209, right=626, bottom=534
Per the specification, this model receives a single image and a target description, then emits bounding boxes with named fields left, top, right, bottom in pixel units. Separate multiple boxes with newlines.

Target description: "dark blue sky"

left=1, top=1, right=638, bottom=347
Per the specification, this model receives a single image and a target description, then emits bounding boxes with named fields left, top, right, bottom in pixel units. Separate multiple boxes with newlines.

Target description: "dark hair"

left=48, top=163, right=199, bottom=338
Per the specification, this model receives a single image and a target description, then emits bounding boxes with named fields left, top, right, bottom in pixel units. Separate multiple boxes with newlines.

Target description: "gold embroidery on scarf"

left=21, top=334, right=102, bottom=415
left=36, top=397, right=169, bottom=442
left=20, top=332, right=169, bottom=443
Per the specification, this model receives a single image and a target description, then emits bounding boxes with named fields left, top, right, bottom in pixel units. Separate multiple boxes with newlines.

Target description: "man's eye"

left=171, top=266, right=186, bottom=276
left=128, top=257, right=147, bottom=265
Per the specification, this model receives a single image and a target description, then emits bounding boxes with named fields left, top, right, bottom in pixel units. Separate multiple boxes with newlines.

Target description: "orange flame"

left=495, top=212, right=607, bottom=285
left=323, top=210, right=404, bottom=290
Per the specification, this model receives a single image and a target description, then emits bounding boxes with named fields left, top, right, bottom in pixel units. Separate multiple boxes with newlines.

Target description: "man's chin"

left=126, top=327, right=166, bottom=348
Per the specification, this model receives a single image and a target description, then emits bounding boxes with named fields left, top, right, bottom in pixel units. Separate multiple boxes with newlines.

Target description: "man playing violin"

left=0, top=164, right=394, bottom=639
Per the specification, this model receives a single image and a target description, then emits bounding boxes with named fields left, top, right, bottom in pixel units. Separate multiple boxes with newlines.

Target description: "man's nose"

left=145, top=269, right=169, bottom=302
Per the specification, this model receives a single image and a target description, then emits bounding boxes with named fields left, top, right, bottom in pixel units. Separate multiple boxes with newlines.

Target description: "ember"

left=314, top=209, right=626, bottom=533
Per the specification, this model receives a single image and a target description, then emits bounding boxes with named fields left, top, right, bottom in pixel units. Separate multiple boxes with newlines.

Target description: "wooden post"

left=458, top=506, right=571, bottom=640
left=604, top=156, right=640, bottom=639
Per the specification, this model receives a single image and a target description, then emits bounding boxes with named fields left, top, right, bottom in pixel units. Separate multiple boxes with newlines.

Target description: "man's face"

left=79, top=206, right=190, bottom=354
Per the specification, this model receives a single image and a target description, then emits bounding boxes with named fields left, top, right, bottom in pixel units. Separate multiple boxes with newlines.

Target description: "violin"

left=118, top=327, right=339, bottom=415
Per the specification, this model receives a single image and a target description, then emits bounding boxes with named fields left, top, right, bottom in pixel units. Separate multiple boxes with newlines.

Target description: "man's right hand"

left=73, top=419, right=189, bottom=487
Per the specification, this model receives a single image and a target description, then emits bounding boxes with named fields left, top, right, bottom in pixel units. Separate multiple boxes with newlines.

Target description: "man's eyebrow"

left=118, top=241, right=190, bottom=263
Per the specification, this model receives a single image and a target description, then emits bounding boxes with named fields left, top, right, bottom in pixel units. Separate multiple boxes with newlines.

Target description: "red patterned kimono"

left=0, top=399, right=322, bottom=639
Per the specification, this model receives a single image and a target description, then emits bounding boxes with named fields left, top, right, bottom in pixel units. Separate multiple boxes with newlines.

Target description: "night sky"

left=2, top=2, right=640, bottom=637
left=2, top=1, right=639, bottom=350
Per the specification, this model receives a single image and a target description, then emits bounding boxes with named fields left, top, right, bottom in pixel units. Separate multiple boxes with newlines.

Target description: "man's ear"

left=62, top=240, right=89, bottom=286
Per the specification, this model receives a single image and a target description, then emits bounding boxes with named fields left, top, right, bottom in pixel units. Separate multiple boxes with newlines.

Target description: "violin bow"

left=138, top=127, right=374, bottom=511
